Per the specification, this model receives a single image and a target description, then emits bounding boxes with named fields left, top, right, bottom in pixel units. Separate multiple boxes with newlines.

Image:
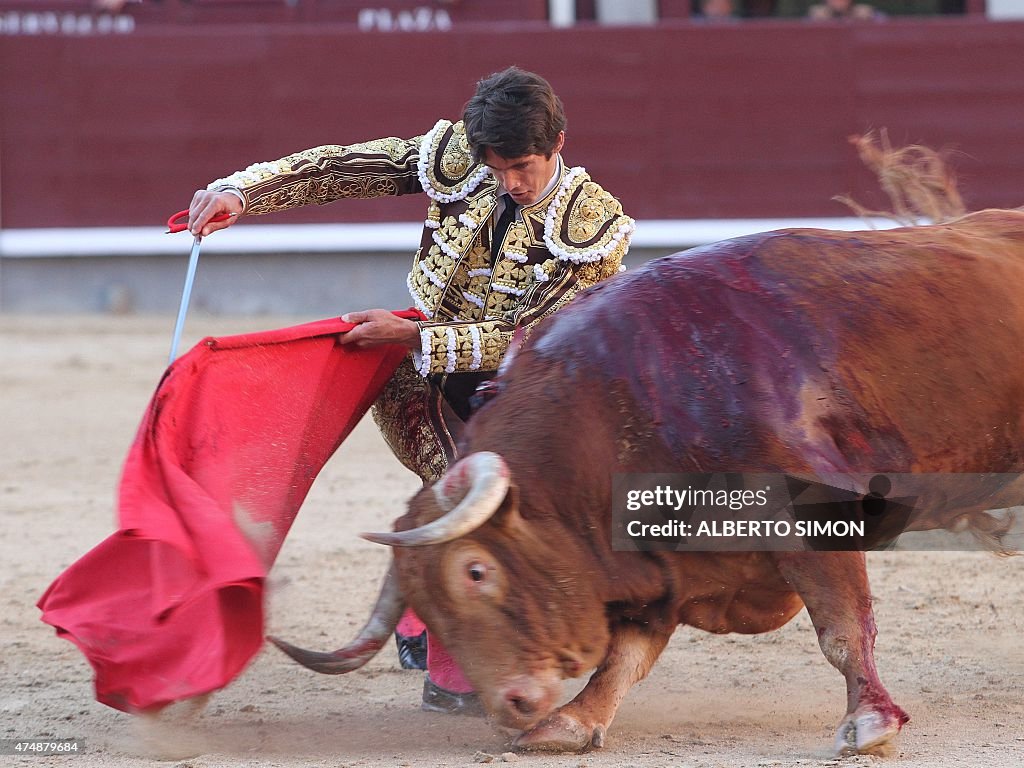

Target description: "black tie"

left=492, top=194, right=520, bottom=254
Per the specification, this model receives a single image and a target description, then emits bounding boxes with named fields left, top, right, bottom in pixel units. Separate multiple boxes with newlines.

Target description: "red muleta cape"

left=38, top=312, right=420, bottom=712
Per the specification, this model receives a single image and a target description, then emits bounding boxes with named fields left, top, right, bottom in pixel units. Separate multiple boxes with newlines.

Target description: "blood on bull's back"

left=522, top=209, right=1024, bottom=483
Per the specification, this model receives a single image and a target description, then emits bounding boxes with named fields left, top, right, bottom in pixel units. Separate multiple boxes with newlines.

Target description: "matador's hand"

left=339, top=309, right=421, bottom=350
left=188, top=189, right=244, bottom=237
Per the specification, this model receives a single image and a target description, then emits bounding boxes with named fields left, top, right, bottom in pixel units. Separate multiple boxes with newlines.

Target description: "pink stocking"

left=426, top=633, right=474, bottom=693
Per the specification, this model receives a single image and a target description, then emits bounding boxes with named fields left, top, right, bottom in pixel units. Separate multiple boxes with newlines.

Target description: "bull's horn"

left=267, top=561, right=404, bottom=674
left=361, top=451, right=510, bottom=547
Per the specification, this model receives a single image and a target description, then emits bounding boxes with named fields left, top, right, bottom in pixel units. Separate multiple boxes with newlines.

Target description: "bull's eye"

left=446, top=547, right=504, bottom=601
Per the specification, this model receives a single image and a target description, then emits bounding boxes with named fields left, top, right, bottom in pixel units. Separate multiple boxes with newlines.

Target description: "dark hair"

left=462, top=67, right=567, bottom=162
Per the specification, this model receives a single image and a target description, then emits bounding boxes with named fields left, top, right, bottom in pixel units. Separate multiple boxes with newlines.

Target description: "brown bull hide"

left=391, top=209, right=1024, bottom=754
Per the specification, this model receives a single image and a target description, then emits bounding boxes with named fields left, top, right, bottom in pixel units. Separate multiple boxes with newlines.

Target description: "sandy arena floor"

left=2, top=313, right=1022, bottom=768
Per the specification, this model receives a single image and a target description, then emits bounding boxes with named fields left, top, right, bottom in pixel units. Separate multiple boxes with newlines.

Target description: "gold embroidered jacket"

left=207, top=119, right=635, bottom=376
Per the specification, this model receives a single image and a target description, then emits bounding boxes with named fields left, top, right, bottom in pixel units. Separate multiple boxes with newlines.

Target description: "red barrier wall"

left=3, top=17, right=1023, bottom=229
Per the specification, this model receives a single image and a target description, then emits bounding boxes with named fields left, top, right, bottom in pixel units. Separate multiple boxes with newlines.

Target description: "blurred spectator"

left=694, top=0, right=740, bottom=21
left=94, top=0, right=137, bottom=12
left=807, top=0, right=886, bottom=18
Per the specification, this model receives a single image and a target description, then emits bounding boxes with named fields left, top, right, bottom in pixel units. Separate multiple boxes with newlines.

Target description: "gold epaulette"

left=416, top=119, right=490, bottom=203
left=543, top=167, right=635, bottom=265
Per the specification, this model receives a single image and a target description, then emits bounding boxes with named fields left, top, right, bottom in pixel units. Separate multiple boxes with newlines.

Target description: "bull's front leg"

left=774, top=551, right=909, bottom=755
left=513, top=621, right=673, bottom=752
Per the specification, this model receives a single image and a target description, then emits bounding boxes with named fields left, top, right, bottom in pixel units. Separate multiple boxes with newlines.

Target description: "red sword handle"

left=166, top=209, right=237, bottom=234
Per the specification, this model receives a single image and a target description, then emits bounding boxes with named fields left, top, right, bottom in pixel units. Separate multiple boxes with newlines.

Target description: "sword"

left=165, top=209, right=238, bottom=364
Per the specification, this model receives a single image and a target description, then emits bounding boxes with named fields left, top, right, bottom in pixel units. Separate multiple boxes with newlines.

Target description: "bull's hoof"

left=513, top=712, right=606, bottom=752
left=833, top=710, right=904, bottom=755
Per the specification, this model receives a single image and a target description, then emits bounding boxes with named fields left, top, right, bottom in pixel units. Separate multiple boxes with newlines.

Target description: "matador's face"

left=482, top=131, right=564, bottom=206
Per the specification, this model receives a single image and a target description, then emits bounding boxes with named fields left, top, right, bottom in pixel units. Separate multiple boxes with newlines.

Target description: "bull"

left=272, top=208, right=1024, bottom=754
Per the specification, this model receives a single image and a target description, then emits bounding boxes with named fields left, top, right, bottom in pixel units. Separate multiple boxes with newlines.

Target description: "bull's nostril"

left=508, top=695, right=537, bottom=717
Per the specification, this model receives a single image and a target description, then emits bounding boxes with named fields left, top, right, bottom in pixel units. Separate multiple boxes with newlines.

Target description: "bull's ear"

left=490, top=482, right=527, bottom=536
left=395, top=484, right=445, bottom=529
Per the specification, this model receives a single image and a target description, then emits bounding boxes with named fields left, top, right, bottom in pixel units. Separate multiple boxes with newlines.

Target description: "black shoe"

left=421, top=676, right=486, bottom=717
left=395, top=630, right=427, bottom=670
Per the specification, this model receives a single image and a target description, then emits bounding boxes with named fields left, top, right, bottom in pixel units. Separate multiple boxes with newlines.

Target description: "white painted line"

left=0, top=218, right=902, bottom=259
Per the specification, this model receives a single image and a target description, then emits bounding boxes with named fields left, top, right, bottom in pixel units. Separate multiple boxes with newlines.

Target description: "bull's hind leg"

left=774, top=551, right=909, bottom=755
left=513, top=623, right=673, bottom=752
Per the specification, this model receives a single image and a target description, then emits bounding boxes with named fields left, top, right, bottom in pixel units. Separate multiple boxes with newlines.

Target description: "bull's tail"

left=959, top=508, right=1023, bottom=556
left=835, top=130, right=967, bottom=227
